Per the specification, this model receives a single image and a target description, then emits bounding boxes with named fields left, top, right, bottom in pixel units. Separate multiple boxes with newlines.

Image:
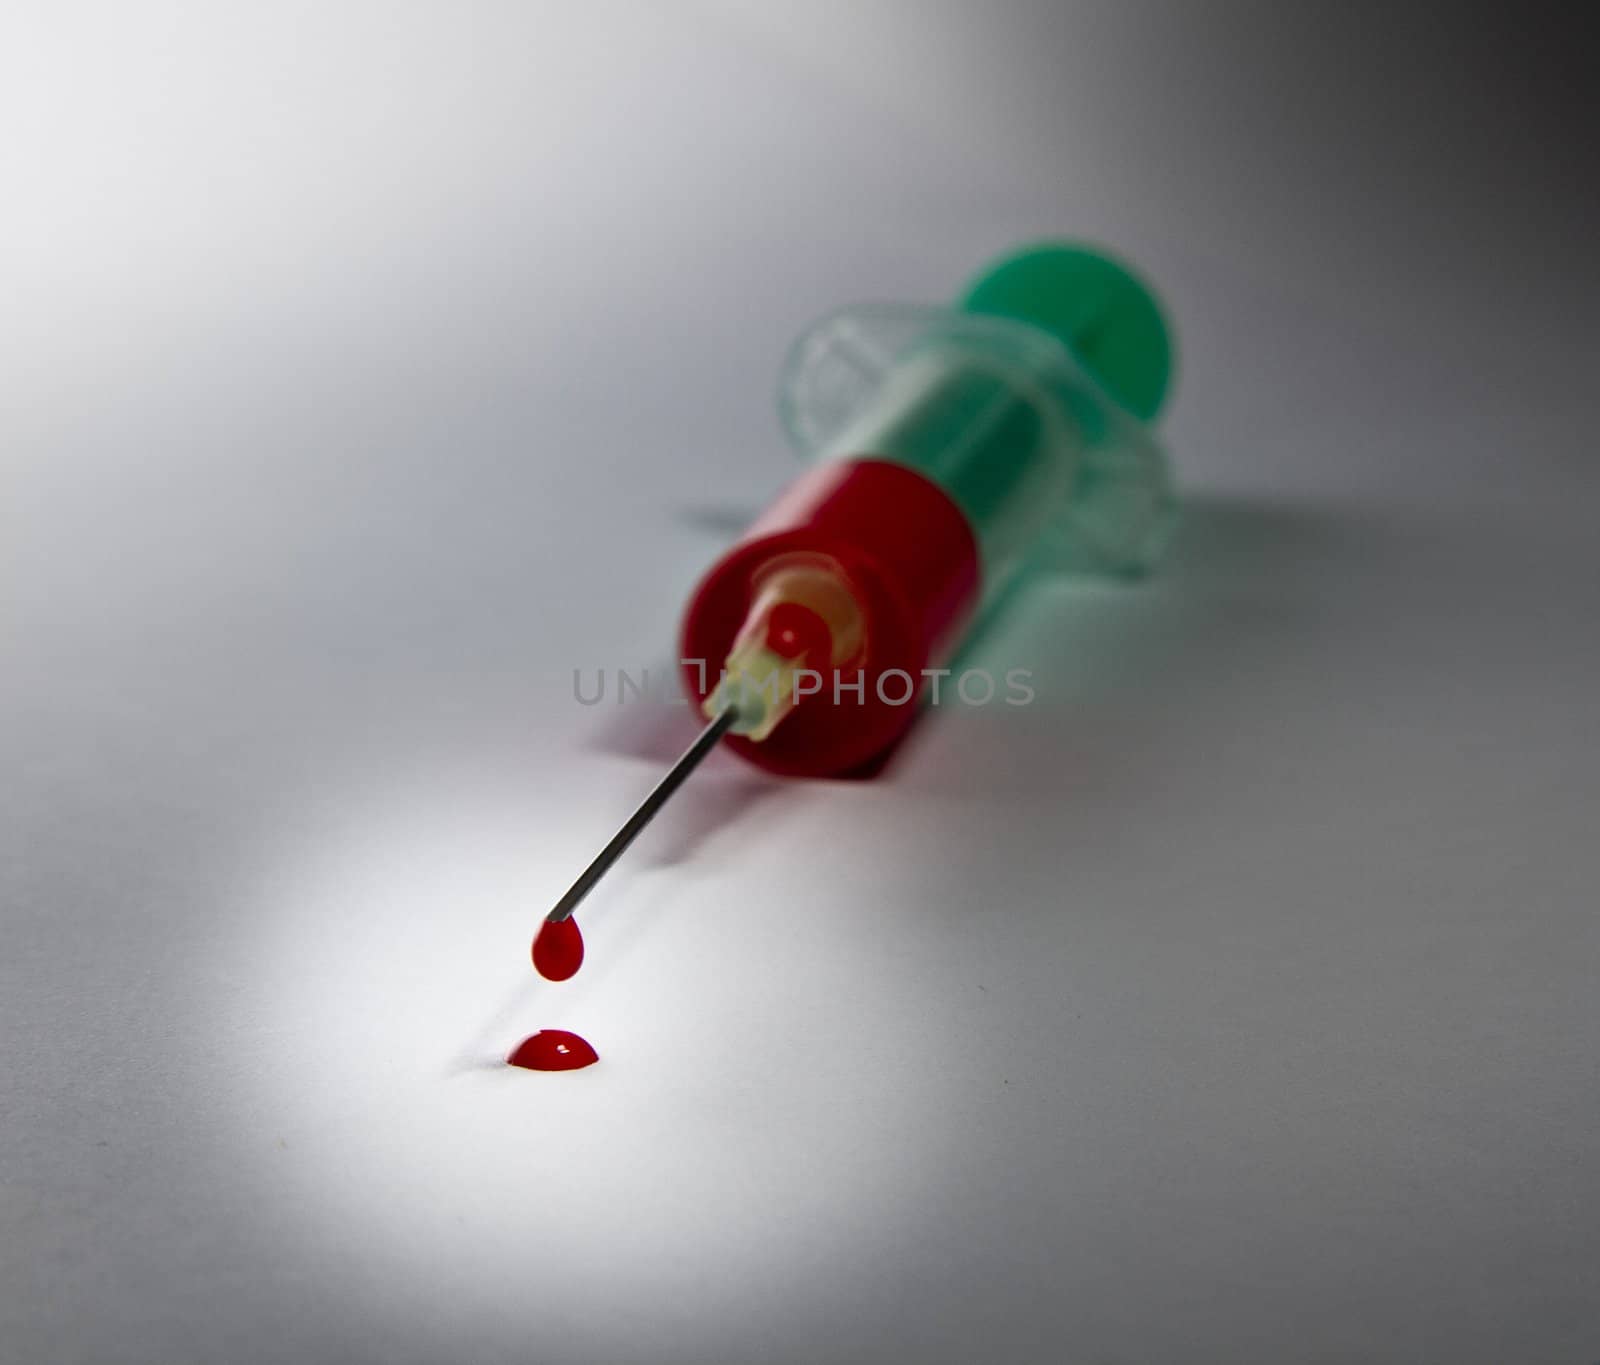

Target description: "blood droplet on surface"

left=532, top=916, right=584, bottom=981
left=506, top=1030, right=599, bottom=1072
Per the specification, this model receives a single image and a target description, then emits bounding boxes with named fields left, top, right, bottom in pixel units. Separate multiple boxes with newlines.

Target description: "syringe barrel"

left=681, top=243, right=1177, bottom=776
left=797, top=325, right=1082, bottom=597
left=779, top=286, right=1175, bottom=585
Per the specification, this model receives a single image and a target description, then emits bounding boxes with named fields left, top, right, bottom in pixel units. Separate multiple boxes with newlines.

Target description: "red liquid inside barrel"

left=532, top=916, right=584, bottom=981
left=506, top=1030, right=598, bottom=1072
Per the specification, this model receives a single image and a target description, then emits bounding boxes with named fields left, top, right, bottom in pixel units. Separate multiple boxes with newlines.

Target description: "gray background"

left=3, top=3, right=1596, bottom=1362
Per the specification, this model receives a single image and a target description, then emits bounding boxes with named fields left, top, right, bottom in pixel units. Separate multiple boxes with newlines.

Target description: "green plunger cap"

left=959, top=242, right=1173, bottom=422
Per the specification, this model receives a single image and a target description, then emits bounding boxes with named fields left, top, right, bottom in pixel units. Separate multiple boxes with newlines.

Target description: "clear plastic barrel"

left=776, top=305, right=1176, bottom=593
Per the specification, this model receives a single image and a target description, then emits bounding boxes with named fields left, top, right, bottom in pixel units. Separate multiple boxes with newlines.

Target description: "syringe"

left=535, top=242, right=1176, bottom=976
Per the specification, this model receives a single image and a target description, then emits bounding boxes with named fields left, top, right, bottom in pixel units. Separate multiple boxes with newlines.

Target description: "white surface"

left=3, top=4, right=1597, bottom=1363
